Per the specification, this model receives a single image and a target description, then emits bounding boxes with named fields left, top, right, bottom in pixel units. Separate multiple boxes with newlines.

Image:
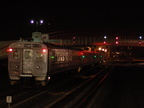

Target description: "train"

left=7, top=41, right=106, bottom=86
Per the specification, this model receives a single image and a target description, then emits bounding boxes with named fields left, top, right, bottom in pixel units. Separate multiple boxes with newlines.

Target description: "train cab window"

left=13, top=51, right=19, bottom=59
left=36, top=52, right=43, bottom=60
left=25, top=51, right=32, bottom=59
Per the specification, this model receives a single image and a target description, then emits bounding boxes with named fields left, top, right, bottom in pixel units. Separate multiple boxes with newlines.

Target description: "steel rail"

left=44, top=64, right=114, bottom=108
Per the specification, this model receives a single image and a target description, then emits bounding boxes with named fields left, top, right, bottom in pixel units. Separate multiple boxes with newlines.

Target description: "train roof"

left=9, top=41, right=82, bottom=51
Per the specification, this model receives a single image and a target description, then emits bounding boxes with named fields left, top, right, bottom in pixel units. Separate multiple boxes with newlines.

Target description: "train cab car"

left=7, top=42, right=48, bottom=85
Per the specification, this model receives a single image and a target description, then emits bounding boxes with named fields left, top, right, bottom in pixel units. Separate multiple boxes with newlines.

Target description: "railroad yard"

left=1, top=59, right=144, bottom=108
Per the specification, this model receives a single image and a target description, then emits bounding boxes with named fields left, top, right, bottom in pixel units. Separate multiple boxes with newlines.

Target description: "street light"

left=104, top=36, right=107, bottom=39
left=30, top=20, right=34, bottom=24
left=40, top=20, right=44, bottom=24
left=30, top=19, right=44, bottom=31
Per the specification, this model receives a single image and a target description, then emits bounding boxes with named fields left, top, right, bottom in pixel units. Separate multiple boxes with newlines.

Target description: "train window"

left=36, top=52, right=43, bottom=60
left=57, top=56, right=65, bottom=61
left=25, top=51, right=32, bottom=59
left=13, top=51, right=19, bottom=59
left=61, top=56, right=65, bottom=61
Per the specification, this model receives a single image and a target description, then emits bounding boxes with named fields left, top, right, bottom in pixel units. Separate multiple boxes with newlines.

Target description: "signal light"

left=82, top=55, right=85, bottom=58
left=50, top=56, right=55, bottom=59
left=78, top=51, right=85, bottom=58
left=7, top=48, right=13, bottom=52
left=138, top=41, right=142, bottom=45
left=72, top=37, right=76, bottom=44
left=78, top=52, right=84, bottom=56
left=116, top=37, right=119, bottom=40
left=116, top=41, right=119, bottom=44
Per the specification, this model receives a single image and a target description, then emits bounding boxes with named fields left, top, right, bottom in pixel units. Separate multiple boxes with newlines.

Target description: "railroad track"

left=49, top=64, right=115, bottom=108
left=0, top=63, right=113, bottom=108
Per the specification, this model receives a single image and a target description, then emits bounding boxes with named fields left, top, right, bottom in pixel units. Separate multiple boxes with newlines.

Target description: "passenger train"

left=7, top=41, right=106, bottom=86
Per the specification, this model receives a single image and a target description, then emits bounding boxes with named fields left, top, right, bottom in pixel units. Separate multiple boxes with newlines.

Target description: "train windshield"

left=24, top=51, right=33, bottom=59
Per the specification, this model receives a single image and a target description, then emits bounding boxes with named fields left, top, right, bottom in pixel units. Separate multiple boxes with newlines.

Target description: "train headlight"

left=36, top=65, right=40, bottom=69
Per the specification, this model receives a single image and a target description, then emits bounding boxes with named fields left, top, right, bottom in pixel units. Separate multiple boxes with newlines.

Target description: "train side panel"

left=48, top=48, right=82, bottom=75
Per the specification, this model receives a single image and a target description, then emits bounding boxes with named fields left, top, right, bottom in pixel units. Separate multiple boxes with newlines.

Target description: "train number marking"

left=6, top=96, right=12, bottom=103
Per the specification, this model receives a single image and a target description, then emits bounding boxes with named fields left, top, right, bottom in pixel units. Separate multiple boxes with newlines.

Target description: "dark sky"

left=1, top=1, right=144, bottom=40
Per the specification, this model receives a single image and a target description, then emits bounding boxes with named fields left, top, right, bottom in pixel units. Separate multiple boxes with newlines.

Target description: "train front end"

left=7, top=42, right=48, bottom=86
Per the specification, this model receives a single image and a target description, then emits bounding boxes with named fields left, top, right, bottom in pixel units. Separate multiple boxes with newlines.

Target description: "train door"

left=22, top=49, right=33, bottom=76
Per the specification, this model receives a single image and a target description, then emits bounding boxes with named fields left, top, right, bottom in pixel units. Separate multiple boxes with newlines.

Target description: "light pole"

left=30, top=19, right=44, bottom=31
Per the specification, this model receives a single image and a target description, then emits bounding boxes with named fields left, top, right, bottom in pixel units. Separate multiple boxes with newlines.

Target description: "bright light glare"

left=104, top=36, right=107, bottom=39
left=116, top=41, right=119, bottom=44
left=98, top=47, right=102, bottom=51
left=139, top=36, right=142, bottom=39
left=30, top=20, right=34, bottom=24
left=42, top=49, right=47, bottom=53
left=40, top=20, right=44, bottom=24
left=116, top=37, right=119, bottom=40
left=7, top=48, right=13, bottom=52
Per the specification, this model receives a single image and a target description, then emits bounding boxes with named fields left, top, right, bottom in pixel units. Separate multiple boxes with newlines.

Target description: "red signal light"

left=78, top=52, right=84, bottom=56
left=116, top=37, right=119, bottom=40
left=116, top=41, right=119, bottom=44
left=138, top=41, right=142, bottom=45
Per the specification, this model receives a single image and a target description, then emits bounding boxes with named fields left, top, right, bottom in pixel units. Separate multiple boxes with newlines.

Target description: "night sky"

left=1, top=1, right=144, bottom=40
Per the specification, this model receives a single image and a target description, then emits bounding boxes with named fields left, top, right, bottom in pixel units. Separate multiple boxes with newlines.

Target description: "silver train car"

left=7, top=41, right=105, bottom=86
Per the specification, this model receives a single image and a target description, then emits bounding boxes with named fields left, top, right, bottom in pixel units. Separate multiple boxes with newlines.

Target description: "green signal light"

left=94, top=55, right=97, bottom=58
left=100, top=55, right=102, bottom=58
left=82, top=55, right=85, bottom=58
left=51, top=56, right=55, bottom=59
